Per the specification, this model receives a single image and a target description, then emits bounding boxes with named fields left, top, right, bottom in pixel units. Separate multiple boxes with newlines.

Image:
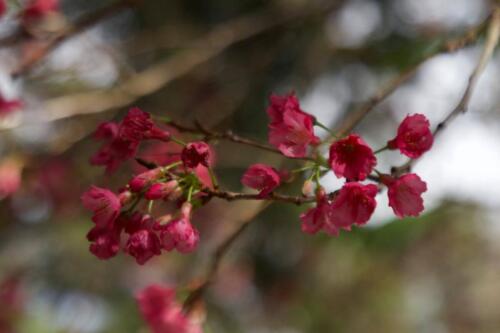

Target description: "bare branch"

left=392, top=6, right=500, bottom=176
left=334, top=14, right=492, bottom=138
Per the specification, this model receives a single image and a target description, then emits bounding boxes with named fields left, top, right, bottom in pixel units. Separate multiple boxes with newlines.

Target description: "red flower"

left=125, top=228, right=162, bottom=265
left=81, top=186, right=121, bottom=228
left=90, top=121, right=139, bottom=173
left=300, top=189, right=338, bottom=235
left=86, top=224, right=121, bottom=260
left=388, top=114, right=433, bottom=158
left=241, top=164, right=281, bottom=197
left=21, top=0, right=58, bottom=21
left=90, top=109, right=170, bottom=173
left=267, top=93, right=319, bottom=158
left=0, top=1, right=6, bottom=17
left=136, top=285, right=202, bottom=333
left=0, top=159, right=21, bottom=199
left=129, top=168, right=163, bottom=192
left=159, top=203, right=199, bottom=254
left=144, top=180, right=179, bottom=200
left=328, top=134, right=376, bottom=181
left=329, top=182, right=378, bottom=229
left=383, top=173, right=427, bottom=218
left=119, top=107, right=170, bottom=142
left=181, top=142, right=212, bottom=169
left=0, top=96, right=22, bottom=117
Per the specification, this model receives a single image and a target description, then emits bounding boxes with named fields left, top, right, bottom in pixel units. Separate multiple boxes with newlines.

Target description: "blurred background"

left=1, top=0, right=500, bottom=332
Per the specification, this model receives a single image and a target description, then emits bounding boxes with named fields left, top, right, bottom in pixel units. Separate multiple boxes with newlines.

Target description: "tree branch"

left=392, top=6, right=500, bottom=176
left=334, top=13, right=492, bottom=138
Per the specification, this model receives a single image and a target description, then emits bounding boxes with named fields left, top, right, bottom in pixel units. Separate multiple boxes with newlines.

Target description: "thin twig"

left=392, top=6, right=500, bottom=176
left=11, top=0, right=137, bottom=77
left=334, top=14, right=492, bottom=138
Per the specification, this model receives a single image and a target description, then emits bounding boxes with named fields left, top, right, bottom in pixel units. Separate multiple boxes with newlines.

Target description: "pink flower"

left=388, top=114, right=433, bottom=158
left=328, top=134, right=377, bottom=181
left=125, top=228, right=162, bottom=265
left=119, top=107, right=170, bottom=142
left=129, top=168, right=163, bottom=192
left=145, top=180, right=179, bottom=200
left=267, top=93, right=319, bottom=158
left=241, top=164, right=281, bottom=197
left=90, top=109, right=169, bottom=173
left=0, top=96, right=22, bottom=117
left=160, top=203, right=199, bottom=254
left=21, top=0, right=58, bottom=21
left=300, top=189, right=337, bottom=235
left=136, top=285, right=202, bottom=333
left=0, top=1, right=6, bottom=17
left=181, top=142, right=211, bottom=169
left=0, top=160, right=21, bottom=199
left=81, top=186, right=121, bottom=228
left=383, top=173, right=427, bottom=218
left=86, top=224, right=121, bottom=260
left=90, top=122, right=139, bottom=173
left=329, top=182, right=378, bottom=229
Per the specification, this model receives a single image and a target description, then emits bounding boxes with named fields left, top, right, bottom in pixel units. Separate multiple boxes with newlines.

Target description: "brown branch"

left=392, top=6, right=500, bottom=176
left=334, top=13, right=492, bottom=138
left=182, top=214, right=255, bottom=312
left=11, top=0, right=138, bottom=77
left=167, top=119, right=315, bottom=162
left=204, top=189, right=316, bottom=205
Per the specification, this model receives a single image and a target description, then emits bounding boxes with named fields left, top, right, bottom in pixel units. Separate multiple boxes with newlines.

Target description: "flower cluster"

left=239, top=93, right=433, bottom=235
left=82, top=94, right=434, bottom=332
left=82, top=108, right=214, bottom=264
left=136, top=285, right=202, bottom=333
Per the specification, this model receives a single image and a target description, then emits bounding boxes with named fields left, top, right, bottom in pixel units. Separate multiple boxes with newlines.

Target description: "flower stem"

left=171, top=136, right=187, bottom=146
left=187, top=185, right=195, bottom=202
left=373, top=145, right=388, bottom=154
left=208, top=167, right=219, bottom=190
left=314, top=119, right=337, bottom=138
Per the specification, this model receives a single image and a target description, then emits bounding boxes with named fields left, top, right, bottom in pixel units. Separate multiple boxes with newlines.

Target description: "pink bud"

left=129, top=168, right=162, bottom=192
left=144, top=180, right=178, bottom=200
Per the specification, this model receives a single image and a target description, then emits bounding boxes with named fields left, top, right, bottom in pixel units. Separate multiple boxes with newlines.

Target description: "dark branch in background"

left=333, top=13, right=493, bottom=139
left=12, top=0, right=139, bottom=77
left=0, top=1, right=345, bottom=131
left=392, top=6, right=500, bottom=176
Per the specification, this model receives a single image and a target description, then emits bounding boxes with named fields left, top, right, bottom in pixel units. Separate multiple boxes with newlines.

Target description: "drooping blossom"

left=91, top=108, right=170, bottom=173
left=181, top=142, right=212, bottom=169
left=145, top=180, right=179, bottom=200
left=267, top=93, right=319, bottom=158
left=388, top=114, right=433, bottom=158
left=382, top=173, right=427, bottom=218
left=241, top=164, right=281, bottom=197
left=123, top=214, right=162, bottom=265
left=300, top=188, right=337, bottom=235
left=90, top=121, right=139, bottom=173
left=329, top=182, right=378, bottom=230
left=0, top=96, right=22, bottom=117
left=0, top=159, right=22, bottom=199
left=125, top=228, right=162, bottom=265
left=159, top=203, right=199, bottom=254
left=21, top=0, right=58, bottom=21
left=129, top=168, right=163, bottom=192
left=119, top=107, right=170, bottom=142
left=86, top=223, right=121, bottom=260
left=0, top=1, right=6, bottom=17
left=81, top=186, right=121, bottom=228
left=136, top=284, right=203, bottom=333
left=328, top=134, right=377, bottom=181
